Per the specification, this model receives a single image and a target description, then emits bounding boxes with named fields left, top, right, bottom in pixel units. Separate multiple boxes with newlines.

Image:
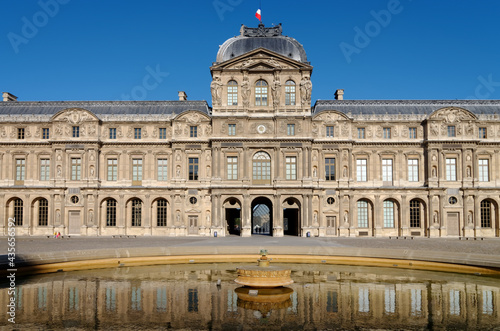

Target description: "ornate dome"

left=216, top=24, right=309, bottom=64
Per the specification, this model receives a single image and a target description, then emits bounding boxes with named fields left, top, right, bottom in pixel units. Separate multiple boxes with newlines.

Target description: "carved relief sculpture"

left=241, top=73, right=251, bottom=108
left=300, top=75, right=312, bottom=106
left=211, top=76, right=223, bottom=106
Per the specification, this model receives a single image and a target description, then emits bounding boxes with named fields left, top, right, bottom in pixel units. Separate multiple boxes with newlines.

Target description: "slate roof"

left=0, top=100, right=211, bottom=117
left=216, top=24, right=308, bottom=64
left=313, top=100, right=500, bottom=117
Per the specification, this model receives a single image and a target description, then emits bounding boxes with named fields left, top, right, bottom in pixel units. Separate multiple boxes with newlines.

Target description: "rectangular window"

left=383, top=201, right=394, bottom=228
left=478, top=159, right=489, bottom=182
left=479, top=127, right=487, bottom=139
left=285, top=156, right=297, bottom=180
left=326, top=126, right=334, bottom=138
left=105, top=287, right=116, bottom=311
left=107, top=159, right=118, bottom=181
left=449, top=290, right=461, bottom=316
left=42, top=128, right=50, bottom=139
left=132, top=158, right=143, bottom=182
left=190, top=126, right=197, bottom=138
left=325, top=158, right=335, bottom=181
left=285, top=82, right=296, bottom=105
left=227, top=156, right=238, bottom=180
left=189, top=158, right=198, bottom=180
left=188, top=289, right=198, bottom=312
left=357, top=201, right=368, bottom=228
left=447, top=126, right=456, bottom=137
left=408, top=159, right=419, bottom=182
left=18, top=128, right=25, bottom=139
left=159, top=128, right=167, bottom=139
left=410, top=289, right=422, bottom=316
left=356, top=159, right=367, bottom=181
left=16, top=159, right=26, bottom=181
left=71, top=158, right=81, bottom=180
left=383, top=128, right=391, bottom=139
left=157, top=158, right=168, bottom=181
left=358, top=288, right=369, bottom=313
left=134, top=128, right=141, bottom=139
left=287, top=124, right=295, bottom=136
left=446, top=158, right=457, bottom=181
left=410, top=200, right=421, bottom=228
left=482, top=290, right=493, bottom=315
left=385, top=287, right=396, bottom=314
left=382, top=159, right=393, bottom=182
left=326, top=291, right=338, bottom=313
left=227, top=83, right=238, bottom=106
left=156, top=288, right=167, bottom=312
left=40, top=159, right=50, bottom=181
left=228, top=124, right=236, bottom=136
left=409, top=127, right=417, bottom=139
left=109, top=128, right=116, bottom=139
left=72, top=126, right=79, bottom=138
left=358, top=128, right=365, bottom=139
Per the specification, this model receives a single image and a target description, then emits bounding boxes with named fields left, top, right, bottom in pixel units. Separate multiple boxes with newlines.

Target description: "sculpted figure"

left=300, top=75, right=312, bottom=106
left=211, top=77, right=223, bottom=106
left=241, top=74, right=251, bottom=108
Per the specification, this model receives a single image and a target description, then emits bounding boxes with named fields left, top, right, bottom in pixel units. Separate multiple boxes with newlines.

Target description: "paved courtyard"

left=2, top=236, right=500, bottom=270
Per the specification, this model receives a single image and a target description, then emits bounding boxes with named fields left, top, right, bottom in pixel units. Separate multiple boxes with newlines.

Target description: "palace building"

left=1, top=24, right=499, bottom=238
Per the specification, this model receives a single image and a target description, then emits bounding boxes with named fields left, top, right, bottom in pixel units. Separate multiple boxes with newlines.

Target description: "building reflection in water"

left=0, top=264, right=499, bottom=330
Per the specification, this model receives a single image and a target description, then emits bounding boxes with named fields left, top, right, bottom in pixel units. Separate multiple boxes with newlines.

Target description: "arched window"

left=227, top=80, right=238, bottom=106
left=131, top=199, right=142, bottom=227
left=357, top=200, right=368, bottom=228
left=481, top=200, right=492, bottom=228
left=285, top=80, right=296, bottom=105
left=157, top=199, right=168, bottom=227
left=38, top=198, right=49, bottom=226
left=383, top=200, right=394, bottom=228
left=106, top=199, right=117, bottom=227
left=255, top=80, right=268, bottom=106
left=253, top=152, right=271, bottom=184
left=14, top=198, right=23, bottom=226
left=409, top=199, right=421, bottom=228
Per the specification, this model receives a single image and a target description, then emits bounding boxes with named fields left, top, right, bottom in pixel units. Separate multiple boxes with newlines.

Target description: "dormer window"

left=227, top=80, right=238, bottom=106
left=255, top=80, right=268, bottom=106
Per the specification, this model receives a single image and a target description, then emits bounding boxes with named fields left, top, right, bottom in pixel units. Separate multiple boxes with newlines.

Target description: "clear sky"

left=1, top=0, right=500, bottom=103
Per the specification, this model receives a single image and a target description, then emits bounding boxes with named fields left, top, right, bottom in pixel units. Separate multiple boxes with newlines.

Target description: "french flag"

left=255, top=8, right=261, bottom=21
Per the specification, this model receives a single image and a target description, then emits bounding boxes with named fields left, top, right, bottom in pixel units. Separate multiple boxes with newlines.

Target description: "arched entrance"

left=223, top=198, right=241, bottom=235
left=251, top=197, right=273, bottom=235
left=283, top=198, right=300, bottom=236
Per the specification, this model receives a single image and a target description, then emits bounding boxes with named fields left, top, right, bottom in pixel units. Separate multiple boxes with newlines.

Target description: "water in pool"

left=1, top=264, right=499, bottom=330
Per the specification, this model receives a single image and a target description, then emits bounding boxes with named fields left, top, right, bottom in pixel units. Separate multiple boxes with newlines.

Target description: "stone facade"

left=1, top=24, right=499, bottom=238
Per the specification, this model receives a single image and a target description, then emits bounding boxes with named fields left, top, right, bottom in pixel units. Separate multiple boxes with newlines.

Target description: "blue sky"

left=1, top=0, right=500, bottom=103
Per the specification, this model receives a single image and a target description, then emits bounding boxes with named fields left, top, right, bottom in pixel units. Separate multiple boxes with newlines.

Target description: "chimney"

left=2, top=92, right=18, bottom=102
left=334, top=89, right=344, bottom=100
left=178, top=91, right=188, bottom=101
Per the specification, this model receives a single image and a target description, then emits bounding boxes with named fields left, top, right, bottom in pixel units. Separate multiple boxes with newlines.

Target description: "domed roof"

left=216, top=24, right=308, bottom=64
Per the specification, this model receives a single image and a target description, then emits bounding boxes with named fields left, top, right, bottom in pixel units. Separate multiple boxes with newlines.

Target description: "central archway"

left=251, top=197, right=273, bottom=235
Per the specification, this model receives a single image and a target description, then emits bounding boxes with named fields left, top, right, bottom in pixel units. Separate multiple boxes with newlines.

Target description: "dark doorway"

left=284, top=208, right=299, bottom=236
left=226, top=208, right=241, bottom=235
left=283, top=198, right=300, bottom=236
left=252, top=197, right=273, bottom=235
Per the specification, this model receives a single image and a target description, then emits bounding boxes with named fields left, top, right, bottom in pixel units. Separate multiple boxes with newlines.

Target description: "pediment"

left=312, top=110, right=351, bottom=122
left=428, top=107, right=477, bottom=123
left=213, top=48, right=312, bottom=71
left=52, top=108, right=99, bottom=123
left=173, top=110, right=211, bottom=123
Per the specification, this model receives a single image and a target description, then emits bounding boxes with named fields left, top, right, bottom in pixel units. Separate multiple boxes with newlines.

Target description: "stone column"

left=241, top=194, right=251, bottom=237
left=374, top=195, right=381, bottom=237
left=273, top=194, right=283, bottom=237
